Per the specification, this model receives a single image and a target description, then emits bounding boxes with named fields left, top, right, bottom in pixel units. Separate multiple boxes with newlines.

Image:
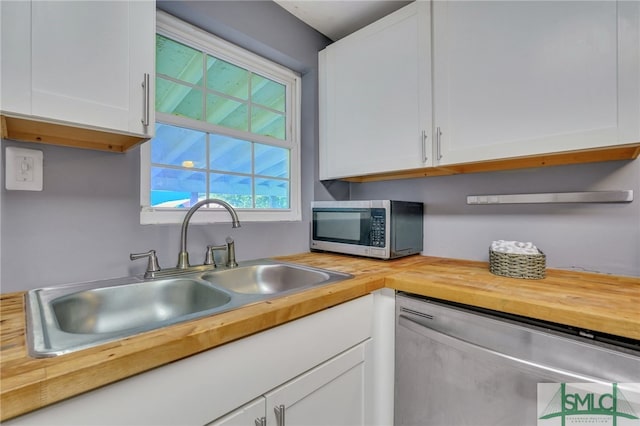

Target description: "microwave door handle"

left=398, top=315, right=612, bottom=384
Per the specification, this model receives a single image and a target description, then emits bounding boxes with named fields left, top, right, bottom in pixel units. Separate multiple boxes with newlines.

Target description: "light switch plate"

left=5, top=147, right=44, bottom=191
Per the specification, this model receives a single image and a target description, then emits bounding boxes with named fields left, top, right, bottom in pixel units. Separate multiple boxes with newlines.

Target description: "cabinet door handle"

left=255, top=417, right=266, bottom=426
left=435, top=126, right=442, bottom=161
left=421, top=130, right=428, bottom=163
left=274, top=404, right=286, bottom=426
left=141, top=73, right=150, bottom=127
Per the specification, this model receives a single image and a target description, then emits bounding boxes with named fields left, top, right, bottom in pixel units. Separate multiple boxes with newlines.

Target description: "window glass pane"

left=251, top=106, right=285, bottom=140
left=210, top=174, right=253, bottom=208
left=255, top=144, right=289, bottom=178
left=149, top=27, right=297, bottom=218
left=156, top=35, right=203, bottom=85
left=255, top=178, right=289, bottom=209
left=156, top=77, right=203, bottom=120
left=210, top=135, right=251, bottom=174
left=152, top=124, right=206, bottom=168
left=206, top=93, right=248, bottom=131
left=207, top=56, right=249, bottom=100
left=251, top=74, right=285, bottom=112
left=150, top=167, right=206, bottom=207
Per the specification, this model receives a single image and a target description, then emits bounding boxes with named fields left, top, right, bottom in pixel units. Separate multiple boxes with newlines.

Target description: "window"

left=141, top=12, right=301, bottom=224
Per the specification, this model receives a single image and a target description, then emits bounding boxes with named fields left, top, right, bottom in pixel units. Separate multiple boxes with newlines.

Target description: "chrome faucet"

left=177, top=198, right=241, bottom=269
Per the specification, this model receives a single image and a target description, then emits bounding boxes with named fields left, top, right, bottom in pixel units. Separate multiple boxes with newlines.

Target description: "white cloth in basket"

left=490, top=240, right=540, bottom=255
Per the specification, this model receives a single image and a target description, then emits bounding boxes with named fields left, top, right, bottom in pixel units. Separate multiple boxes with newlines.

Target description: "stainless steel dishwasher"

left=395, top=292, right=640, bottom=426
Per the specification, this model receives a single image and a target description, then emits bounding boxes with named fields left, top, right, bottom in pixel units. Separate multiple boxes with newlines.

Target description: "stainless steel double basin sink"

left=26, top=259, right=352, bottom=357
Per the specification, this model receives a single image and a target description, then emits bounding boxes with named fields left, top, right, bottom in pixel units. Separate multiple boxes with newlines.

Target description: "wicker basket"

left=489, top=248, right=546, bottom=279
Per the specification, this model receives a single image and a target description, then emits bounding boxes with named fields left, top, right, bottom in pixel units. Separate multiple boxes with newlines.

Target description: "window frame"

left=141, top=11, right=302, bottom=225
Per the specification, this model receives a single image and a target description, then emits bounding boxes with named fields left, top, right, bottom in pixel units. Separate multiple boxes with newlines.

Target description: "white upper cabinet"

left=319, top=0, right=639, bottom=180
left=1, top=0, right=155, bottom=140
left=1, top=1, right=31, bottom=116
left=433, top=0, right=640, bottom=166
left=319, top=1, right=432, bottom=180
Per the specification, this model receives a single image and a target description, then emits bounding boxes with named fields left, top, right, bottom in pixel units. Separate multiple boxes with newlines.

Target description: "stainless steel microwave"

left=310, top=200, right=424, bottom=259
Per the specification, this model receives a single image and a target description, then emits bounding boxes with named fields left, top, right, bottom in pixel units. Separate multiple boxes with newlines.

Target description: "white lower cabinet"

left=208, top=398, right=266, bottom=426
left=5, top=292, right=396, bottom=426
left=209, top=342, right=367, bottom=426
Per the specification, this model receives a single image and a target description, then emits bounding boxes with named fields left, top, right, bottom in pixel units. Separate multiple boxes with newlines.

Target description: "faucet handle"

left=204, top=244, right=227, bottom=267
left=130, top=250, right=161, bottom=278
left=226, top=237, right=238, bottom=268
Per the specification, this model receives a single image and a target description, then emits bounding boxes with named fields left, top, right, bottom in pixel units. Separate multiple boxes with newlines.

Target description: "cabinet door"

left=29, top=1, right=154, bottom=137
left=264, top=342, right=367, bottom=426
left=0, top=0, right=31, bottom=115
left=319, top=1, right=431, bottom=180
left=207, top=397, right=266, bottom=426
left=433, top=0, right=640, bottom=166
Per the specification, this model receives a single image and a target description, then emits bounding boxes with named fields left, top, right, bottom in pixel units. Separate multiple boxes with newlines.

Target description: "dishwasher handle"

left=398, top=314, right=612, bottom=384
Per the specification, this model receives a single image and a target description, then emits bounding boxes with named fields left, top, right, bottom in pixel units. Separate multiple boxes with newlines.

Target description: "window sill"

left=140, top=208, right=302, bottom=225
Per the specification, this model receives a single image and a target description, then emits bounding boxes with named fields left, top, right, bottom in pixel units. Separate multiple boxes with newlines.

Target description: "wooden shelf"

left=342, top=143, right=640, bottom=183
left=1, top=115, right=148, bottom=153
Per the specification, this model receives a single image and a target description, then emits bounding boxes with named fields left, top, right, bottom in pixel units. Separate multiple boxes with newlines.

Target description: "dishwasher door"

left=395, top=293, right=640, bottom=426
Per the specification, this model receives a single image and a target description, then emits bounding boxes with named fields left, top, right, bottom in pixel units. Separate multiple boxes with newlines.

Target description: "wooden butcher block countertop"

left=1, top=253, right=639, bottom=421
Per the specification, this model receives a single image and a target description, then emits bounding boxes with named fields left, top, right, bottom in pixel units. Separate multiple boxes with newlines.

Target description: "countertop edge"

left=388, top=276, right=640, bottom=340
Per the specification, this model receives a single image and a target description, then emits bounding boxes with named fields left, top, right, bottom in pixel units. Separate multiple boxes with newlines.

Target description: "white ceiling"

left=273, top=0, right=412, bottom=41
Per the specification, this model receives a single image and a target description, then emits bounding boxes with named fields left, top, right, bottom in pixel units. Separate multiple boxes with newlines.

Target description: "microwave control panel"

left=370, top=209, right=386, bottom=247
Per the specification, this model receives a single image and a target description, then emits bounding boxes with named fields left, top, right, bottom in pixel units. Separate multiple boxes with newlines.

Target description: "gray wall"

left=350, top=160, right=640, bottom=277
left=0, top=1, right=331, bottom=292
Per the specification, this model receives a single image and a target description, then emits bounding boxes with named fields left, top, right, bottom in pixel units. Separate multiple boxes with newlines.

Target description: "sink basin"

left=25, top=260, right=352, bottom=357
left=201, top=263, right=335, bottom=294
left=26, top=276, right=235, bottom=357
left=51, top=279, right=231, bottom=334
